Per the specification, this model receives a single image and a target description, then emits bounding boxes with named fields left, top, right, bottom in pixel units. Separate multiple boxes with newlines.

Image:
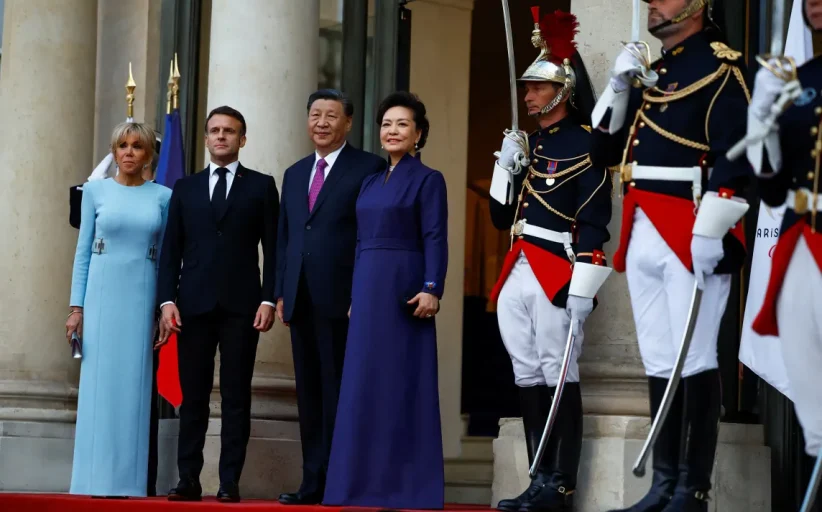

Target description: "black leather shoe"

left=278, top=490, right=323, bottom=505
left=217, top=482, right=241, bottom=503
left=167, top=478, right=202, bottom=502
left=518, top=480, right=575, bottom=512
left=661, top=490, right=710, bottom=512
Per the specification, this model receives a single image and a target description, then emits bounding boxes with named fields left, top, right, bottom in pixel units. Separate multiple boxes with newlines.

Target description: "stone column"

left=574, top=0, right=657, bottom=418
left=92, top=0, right=162, bottom=164
left=0, top=0, right=97, bottom=492
left=407, top=0, right=474, bottom=459
left=156, top=0, right=319, bottom=498
left=205, top=0, right=317, bottom=420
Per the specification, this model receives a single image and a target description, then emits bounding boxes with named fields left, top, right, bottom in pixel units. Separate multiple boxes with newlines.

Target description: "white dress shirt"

left=308, top=142, right=346, bottom=191
left=160, top=159, right=274, bottom=310
left=208, top=160, right=240, bottom=199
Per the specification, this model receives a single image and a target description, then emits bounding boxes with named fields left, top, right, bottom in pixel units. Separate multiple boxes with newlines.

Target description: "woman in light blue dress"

left=66, top=122, right=172, bottom=497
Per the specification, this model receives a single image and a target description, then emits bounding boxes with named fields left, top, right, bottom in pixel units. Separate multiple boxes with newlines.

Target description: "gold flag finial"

left=126, top=62, right=137, bottom=119
left=166, top=59, right=174, bottom=115
left=172, top=52, right=181, bottom=111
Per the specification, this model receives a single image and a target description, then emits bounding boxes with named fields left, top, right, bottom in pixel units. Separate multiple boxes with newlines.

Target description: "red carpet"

left=0, top=494, right=491, bottom=512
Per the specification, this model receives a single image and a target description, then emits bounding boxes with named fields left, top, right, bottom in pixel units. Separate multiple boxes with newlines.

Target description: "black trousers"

left=177, top=305, right=260, bottom=484
left=290, top=277, right=349, bottom=495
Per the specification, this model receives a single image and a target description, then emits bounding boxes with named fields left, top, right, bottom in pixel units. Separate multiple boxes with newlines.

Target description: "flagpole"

left=126, top=62, right=136, bottom=123
left=172, top=52, right=181, bottom=112
left=165, top=59, right=174, bottom=115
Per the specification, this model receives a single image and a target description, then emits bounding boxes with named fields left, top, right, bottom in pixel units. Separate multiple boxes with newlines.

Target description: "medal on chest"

left=546, top=160, right=557, bottom=186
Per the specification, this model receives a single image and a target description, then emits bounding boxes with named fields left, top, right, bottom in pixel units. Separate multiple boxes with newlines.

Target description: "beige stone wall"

left=92, top=0, right=162, bottom=165
left=407, top=0, right=474, bottom=458
left=0, top=0, right=98, bottom=420
left=572, top=0, right=660, bottom=416
left=204, top=0, right=320, bottom=418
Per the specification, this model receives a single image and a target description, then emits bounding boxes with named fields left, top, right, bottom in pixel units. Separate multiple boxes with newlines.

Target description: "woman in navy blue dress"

left=323, top=92, right=448, bottom=509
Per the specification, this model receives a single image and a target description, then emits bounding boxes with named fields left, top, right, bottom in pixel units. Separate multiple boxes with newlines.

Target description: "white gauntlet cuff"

left=693, top=192, right=750, bottom=239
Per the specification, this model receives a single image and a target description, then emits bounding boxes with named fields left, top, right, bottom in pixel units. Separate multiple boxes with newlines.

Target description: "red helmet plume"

left=538, top=10, right=579, bottom=62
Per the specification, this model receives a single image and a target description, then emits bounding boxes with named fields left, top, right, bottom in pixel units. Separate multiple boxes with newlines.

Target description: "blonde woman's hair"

left=110, top=122, right=156, bottom=165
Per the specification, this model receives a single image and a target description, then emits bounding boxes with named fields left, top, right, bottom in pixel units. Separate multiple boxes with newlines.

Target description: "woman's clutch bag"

left=70, top=332, right=83, bottom=359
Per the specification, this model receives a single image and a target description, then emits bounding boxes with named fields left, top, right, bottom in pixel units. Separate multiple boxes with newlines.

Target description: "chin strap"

left=531, top=60, right=576, bottom=118
left=648, top=0, right=709, bottom=35
left=531, top=83, right=573, bottom=118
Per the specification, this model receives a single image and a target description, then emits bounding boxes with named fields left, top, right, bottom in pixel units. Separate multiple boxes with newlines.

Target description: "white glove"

left=691, top=235, right=724, bottom=290
left=746, top=63, right=791, bottom=175
left=592, top=43, right=659, bottom=133
left=566, top=295, right=594, bottom=337
left=612, top=43, right=659, bottom=91
left=495, top=136, right=529, bottom=172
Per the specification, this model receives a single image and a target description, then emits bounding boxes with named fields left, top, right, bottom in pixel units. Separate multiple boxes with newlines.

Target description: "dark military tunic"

left=753, top=56, right=822, bottom=336
left=490, top=115, right=612, bottom=308
left=592, top=30, right=752, bottom=274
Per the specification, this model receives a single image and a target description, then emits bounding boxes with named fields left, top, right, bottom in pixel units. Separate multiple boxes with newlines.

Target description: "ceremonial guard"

left=589, top=1, right=750, bottom=511
left=746, top=1, right=822, bottom=508
left=490, top=8, right=612, bottom=512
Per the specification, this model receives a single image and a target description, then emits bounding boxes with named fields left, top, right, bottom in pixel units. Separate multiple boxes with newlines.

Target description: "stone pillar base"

left=0, top=420, right=75, bottom=492
left=492, top=415, right=771, bottom=512
left=157, top=418, right=302, bottom=499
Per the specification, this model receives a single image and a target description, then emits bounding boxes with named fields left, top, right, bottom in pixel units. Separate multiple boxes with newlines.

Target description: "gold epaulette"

left=580, top=125, right=592, bottom=133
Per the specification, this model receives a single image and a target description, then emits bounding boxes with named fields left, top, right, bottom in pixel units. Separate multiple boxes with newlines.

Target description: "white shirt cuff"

left=261, top=301, right=275, bottom=307
left=160, top=301, right=175, bottom=309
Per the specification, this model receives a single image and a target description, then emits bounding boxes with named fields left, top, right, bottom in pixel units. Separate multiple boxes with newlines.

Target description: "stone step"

left=458, top=436, right=495, bottom=461
left=445, top=458, right=494, bottom=483
left=445, top=480, right=493, bottom=505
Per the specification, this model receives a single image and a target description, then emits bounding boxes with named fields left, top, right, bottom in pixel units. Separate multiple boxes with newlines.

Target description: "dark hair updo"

left=376, top=91, right=430, bottom=150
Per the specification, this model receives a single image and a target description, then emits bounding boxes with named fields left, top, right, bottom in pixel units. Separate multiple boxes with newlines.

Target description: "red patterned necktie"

left=308, top=158, right=327, bottom=211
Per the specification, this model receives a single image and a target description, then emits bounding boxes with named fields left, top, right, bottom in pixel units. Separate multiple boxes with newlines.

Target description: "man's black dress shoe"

left=167, top=478, right=202, bottom=501
left=278, top=490, right=323, bottom=505
left=217, top=482, right=241, bottom=503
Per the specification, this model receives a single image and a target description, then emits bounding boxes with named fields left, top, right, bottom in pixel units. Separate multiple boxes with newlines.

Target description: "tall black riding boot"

left=662, top=370, right=721, bottom=512
left=519, top=382, right=583, bottom=512
left=608, top=377, right=684, bottom=512
left=497, top=385, right=551, bottom=511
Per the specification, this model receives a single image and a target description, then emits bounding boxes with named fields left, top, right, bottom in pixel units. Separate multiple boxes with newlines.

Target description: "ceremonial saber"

left=633, top=283, right=703, bottom=477
left=631, top=0, right=641, bottom=42
left=726, top=84, right=801, bottom=161
left=799, top=454, right=822, bottom=512
left=726, top=0, right=789, bottom=161
left=501, top=0, right=519, bottom=131
left=530, top=322, right=577, bottom=477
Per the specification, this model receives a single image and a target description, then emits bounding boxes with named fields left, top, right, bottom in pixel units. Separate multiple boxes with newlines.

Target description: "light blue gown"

left=68, top=178, right=171, bottom=497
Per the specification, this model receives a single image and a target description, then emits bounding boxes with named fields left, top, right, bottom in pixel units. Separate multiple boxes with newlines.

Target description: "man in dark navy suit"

left=276, top=90, right=385, bottom=505
left=157, top=106, right=279, bottom=503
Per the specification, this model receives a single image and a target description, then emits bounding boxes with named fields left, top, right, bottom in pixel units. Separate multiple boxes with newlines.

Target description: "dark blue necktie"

left=212, top=167, right=228, bottom=218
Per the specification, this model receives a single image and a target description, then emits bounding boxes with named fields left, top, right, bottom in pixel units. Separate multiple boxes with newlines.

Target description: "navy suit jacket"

left=275, top=143, right=386, bottom=321
left=158, top=164, right=279, bottom=317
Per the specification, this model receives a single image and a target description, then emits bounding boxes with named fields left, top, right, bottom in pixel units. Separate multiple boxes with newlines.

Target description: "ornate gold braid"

left=705, top=68, right=732, bottom=143
left=643, top=63, right=730, bottom=103
left=530, top=166, right=591, bottom=195
left=732, top=65, right=752, bottom=102
left=529, top=155, right=592, bottom=179
left=523, top=179, right=576, bottom=222
left=638, top=110, right=711, bottom=152
left=522, top=163, right=607, bottom=223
